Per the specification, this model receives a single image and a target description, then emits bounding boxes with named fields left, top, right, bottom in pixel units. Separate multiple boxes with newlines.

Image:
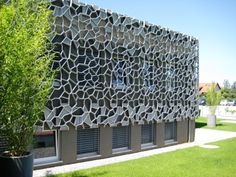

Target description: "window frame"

left=112, top=126, right=130, bottom=153
left=33, top=130, right=59, bottom=165
left=166, top=62, right=175, bottom=91
left=141, top=123, right=155, bottom=148
left=0, top=136, right=8, bottom=153
left=164, top=121, right=177, bottom=144
left=143, top=61, right=156, bottom=92
left=111, top=55, right=130, bottom=89
left=77, top=128, right=100, bottom=159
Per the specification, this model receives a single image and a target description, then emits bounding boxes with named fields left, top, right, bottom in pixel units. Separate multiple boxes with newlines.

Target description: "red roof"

left=199, top=83, right=221, bottom=95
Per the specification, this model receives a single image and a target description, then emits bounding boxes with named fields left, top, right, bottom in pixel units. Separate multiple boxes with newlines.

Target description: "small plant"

left=206, top=82, right=222, bottom=115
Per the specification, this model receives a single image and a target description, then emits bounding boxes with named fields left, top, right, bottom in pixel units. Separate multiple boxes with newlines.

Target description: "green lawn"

left=196, top=117, right=236, bottom=132
left=48, top=138, right=236, bottom=177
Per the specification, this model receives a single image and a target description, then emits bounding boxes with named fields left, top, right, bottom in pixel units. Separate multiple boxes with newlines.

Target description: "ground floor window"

left=77, top=128, right=99, bottom=157
left=141, top=124, right=155, bottom=147
left=0, top=136, right=8, bottom=153
left=33, top=130, right=58, bottom=164
left=165, top=121, right=177, bottom=143
left=112, top=126, right=130, bottom=152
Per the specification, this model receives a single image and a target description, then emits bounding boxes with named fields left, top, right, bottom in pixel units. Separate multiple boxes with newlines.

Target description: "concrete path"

left=34, top=128, right=236, bottom=177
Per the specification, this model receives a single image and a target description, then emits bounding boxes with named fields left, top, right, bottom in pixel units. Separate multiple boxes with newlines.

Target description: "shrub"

left=0, top=0, right=54, bottom=156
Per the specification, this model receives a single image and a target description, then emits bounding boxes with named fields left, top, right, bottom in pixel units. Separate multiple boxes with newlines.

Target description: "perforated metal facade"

left=38, top=0, right=199, bottom=130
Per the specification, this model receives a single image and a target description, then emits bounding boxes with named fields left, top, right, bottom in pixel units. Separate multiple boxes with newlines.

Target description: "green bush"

left=0, top=0, right=54, bottom=156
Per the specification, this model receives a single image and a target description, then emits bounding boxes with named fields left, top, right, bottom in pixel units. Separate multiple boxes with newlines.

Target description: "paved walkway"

left=34, top=128, right=236, bottom=177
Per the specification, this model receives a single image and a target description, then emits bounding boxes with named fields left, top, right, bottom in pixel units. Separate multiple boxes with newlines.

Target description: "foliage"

left=48, top=138, right=236, bottom=177
left=221, top=79, right=236, bottom=100
left=0, top=0, right=54, bottom=156
left=223, top=79, right=231, bottom=89
left=221, top=88, right=236, bottom=100
left=206, top=82, right=221, bottom=115
left=231, top=81, right=236, bottom=90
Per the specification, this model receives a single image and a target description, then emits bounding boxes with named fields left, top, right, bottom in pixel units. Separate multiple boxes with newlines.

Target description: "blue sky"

left=81, top=0, right=236, bottom=86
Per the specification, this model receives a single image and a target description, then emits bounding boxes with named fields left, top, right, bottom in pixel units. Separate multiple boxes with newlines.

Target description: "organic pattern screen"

left=38, top=0, right=199, bottom=130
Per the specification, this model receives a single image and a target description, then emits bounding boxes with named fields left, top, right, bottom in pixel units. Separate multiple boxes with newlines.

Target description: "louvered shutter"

left=77, top=128, right=99, bottom=154
left=112, top=126, right=129, bottom=149
left=141, top=124, right=154, bottom=144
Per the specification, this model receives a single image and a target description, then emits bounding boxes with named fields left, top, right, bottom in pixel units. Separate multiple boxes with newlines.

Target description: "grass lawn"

left=196, top=117, right=236, bottom=132
left=48, top=138, right=236, bottom=177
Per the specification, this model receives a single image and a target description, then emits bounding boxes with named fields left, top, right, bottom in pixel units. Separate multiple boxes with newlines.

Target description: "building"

left=1, top=0, right=199, bottom=169
left=199, top=83, right=221, bottom=96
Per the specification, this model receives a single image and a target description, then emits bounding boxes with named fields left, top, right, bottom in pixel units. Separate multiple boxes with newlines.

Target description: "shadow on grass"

left=46, top=171, right=108, bottom=177
left=195, top=122, right=224, bottom=128
left=195, top=122, right=207, bottom=128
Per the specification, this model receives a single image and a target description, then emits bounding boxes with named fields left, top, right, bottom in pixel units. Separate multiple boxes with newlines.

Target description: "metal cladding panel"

left=39, top=0, right=199, bottom=129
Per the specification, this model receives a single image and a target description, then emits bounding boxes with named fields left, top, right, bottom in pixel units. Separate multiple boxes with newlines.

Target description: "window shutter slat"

left=112, top=126, right=129, bottom=149
left=141, top=124, right=154, bottom=144
left=77, top=128, right=99, bottom=154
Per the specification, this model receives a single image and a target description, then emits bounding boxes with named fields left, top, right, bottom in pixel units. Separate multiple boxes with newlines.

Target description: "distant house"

left=199, top=83, right=221, bottom=95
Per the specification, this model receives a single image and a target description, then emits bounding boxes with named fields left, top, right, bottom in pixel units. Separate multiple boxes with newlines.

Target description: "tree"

left=223, top=79, right=231, bottom=89
left=0, top=0, right=54, bottom=156
left=221, top=87, right=236, bottom=100
left=231, top=81, right=236, bottom=90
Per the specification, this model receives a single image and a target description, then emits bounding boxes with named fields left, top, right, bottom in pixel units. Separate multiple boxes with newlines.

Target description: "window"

left=112, top=60, right=127, bottom=89
left=166, top=64, right=175, bottom=91
left=33, top=130, right=58, bottom=164
left=0, top=136, right=8, bottom=153
left=141, top=124, right=155, bottom=147
left=77, top=128, right=99, bottom=157
left=165, top=122, right=177, bottom=143
left=112, top=126, right=130, bottom=152
left=143, top=62, right=155, bottom=91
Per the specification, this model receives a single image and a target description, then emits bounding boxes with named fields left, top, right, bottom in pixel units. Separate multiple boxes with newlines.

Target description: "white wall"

left=199, top=106, right=236, bottom=119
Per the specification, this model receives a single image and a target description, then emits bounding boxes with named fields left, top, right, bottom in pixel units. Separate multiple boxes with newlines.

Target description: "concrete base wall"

left=100, top=126, right=112, bottom=157
left=130, top=124, right=142, bottom=152
left=155, top=122, right=165, bottom=147
left=34, top=119, right=195, bottom=169
left=188, top=119, right=195, bottom=142
left=177, top=119, right=188, bottom=143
